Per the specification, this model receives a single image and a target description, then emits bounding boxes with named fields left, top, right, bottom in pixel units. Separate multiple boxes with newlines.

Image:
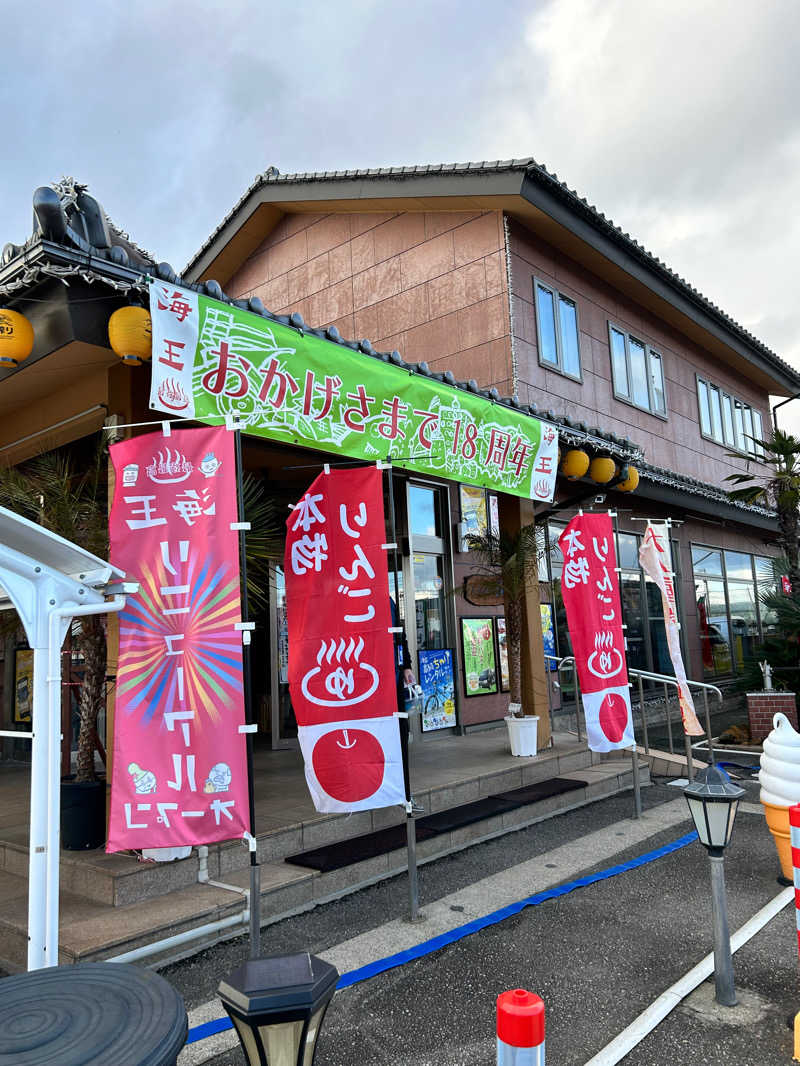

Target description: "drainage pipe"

left=196, top=843, right=251, bottom=897
left=107, top=908, right=249, bottom=965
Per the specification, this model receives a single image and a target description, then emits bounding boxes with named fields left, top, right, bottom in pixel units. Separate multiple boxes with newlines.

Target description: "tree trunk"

left=778, top=502, right=800, bottom=591
left=75, top=615, right=106, bottom=783
left=507, top=600, right=523, bottom=712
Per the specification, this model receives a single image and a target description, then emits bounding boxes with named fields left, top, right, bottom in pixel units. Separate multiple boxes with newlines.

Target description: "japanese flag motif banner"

left=558, top=514, right=635, bottom=752
left=284, top=466, right=405, bottom=813
left=106, top=427, right=250, bottom=852
left=149, top=281, right=559, bottom=503
left=639, top=523, right=704, bottom=736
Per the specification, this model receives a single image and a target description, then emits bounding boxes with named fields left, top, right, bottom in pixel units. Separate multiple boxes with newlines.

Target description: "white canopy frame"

left=0, top=505, right=135, bottom=970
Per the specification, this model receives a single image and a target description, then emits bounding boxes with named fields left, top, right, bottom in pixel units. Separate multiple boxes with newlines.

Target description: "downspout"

left=502, top=213, right=518, bottom=395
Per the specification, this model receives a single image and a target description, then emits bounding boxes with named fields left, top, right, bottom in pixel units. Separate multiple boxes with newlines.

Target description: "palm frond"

left=242, top=473, right=285, bottom=613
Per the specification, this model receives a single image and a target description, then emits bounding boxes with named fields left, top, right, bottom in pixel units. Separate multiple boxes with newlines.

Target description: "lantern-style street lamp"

left=218, top=953, right=338, bottom=1066
left=683, top=765, right=746, bottom=1006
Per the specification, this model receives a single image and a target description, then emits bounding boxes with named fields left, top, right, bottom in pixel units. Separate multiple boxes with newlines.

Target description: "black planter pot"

left=61, top=777, right=106, bottom=850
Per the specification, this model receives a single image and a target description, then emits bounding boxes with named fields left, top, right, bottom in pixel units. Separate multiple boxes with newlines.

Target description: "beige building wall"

left=228, top=209, right=514, bottom=394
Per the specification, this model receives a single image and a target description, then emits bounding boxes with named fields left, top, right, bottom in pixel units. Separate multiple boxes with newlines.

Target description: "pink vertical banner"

left=558, top=514, right=635, bottom=753
left=106, top=426, right=250, bottom=852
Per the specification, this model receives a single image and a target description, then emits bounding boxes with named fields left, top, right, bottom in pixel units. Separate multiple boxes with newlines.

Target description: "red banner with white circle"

left=558, top=514, right=635, bottom=752
left=284, top=466, right=405, bottom=812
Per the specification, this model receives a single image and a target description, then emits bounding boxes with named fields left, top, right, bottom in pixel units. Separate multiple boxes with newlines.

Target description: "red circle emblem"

left=598, top=693, right=628, bottom=743
left=311, top=728, right=385, bottom=802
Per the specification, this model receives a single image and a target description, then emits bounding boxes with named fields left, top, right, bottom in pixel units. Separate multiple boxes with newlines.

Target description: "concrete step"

left=0, top=743, right=604, bottom=907
left=0, top=758, right=647, bottom=972
left=637, top=747, right=709, bottom=778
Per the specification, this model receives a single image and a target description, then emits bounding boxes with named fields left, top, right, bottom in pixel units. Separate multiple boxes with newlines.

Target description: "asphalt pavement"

left=164, top=776, right=798, bottom=1065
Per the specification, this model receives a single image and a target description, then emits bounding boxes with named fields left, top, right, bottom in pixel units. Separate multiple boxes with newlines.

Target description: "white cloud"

left=1, top=0, right=799, bottom=434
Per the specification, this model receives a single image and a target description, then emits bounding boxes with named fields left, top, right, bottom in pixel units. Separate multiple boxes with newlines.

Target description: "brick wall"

left=747, top=691, right=798, bottom=742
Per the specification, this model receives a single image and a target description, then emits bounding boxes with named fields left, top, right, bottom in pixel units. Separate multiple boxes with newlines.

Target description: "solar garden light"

left=683, top=765, right=746, bottom=1007
left=218, top=952, right=338, bottom=1066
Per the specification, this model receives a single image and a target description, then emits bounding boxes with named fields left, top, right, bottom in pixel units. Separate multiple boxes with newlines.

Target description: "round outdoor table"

left=0, top=962, right=188, bottom=1065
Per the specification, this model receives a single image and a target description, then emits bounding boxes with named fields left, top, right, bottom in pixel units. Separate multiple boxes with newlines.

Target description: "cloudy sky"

left=4, top=0, right=799, bottom=422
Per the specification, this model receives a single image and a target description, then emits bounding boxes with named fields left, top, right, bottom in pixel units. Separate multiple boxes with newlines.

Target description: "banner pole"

left=609, top=509, right=641, bottom=820
left=233, top=420, right=261, bottom=957
left=385, top=455, right=421, bottom=922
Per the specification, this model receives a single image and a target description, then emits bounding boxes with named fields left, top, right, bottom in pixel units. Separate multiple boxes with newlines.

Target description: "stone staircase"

left=0, top=739, right=648, bottom=972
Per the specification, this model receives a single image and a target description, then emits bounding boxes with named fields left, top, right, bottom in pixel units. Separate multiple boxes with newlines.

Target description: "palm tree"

left=0, top=437, right=109, bottom=781
left=725, top=429, right=800, bottom=589
left=463, top=524, right=544, bottom=716
left=240, top=473, right=286, bottom=614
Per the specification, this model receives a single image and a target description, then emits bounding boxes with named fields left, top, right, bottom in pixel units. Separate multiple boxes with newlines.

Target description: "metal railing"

left=545, top=654, right=723, bottom=784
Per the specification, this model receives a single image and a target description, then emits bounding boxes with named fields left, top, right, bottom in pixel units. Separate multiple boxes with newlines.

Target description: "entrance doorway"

left=404, top=482, right=456, bottom=736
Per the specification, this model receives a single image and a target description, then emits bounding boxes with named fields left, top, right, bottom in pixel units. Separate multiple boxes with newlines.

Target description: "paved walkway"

left=0, top=728, right=642, bottom=969
left=167, top=776, right=796, bottom=1066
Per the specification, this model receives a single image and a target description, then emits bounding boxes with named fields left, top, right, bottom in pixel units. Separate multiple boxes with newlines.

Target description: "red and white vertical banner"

left=106, top=426, right=250, bottom=852
left=285, top=466, right=405, bottom=813
left=790, top=804, right=800, bottom=957
left=148, top=281, right=198, bottom=416
left=639, top=522, right=703, bottom=736
left=558, top=514, right=635, bottom=752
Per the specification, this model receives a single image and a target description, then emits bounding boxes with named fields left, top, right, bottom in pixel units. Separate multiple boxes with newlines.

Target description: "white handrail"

left=543, top=653, right=719, bottom=774
left=628, top=667, right=722, bottom=703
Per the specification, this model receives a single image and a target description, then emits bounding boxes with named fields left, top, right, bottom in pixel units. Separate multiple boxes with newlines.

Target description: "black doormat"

left=492, top=777, right=588, bottom=807
left=285, top=776, right=587, bottom=873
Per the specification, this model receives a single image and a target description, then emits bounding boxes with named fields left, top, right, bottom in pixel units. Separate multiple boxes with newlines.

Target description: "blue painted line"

left=185, top=1016, right=234, bottom=1043
left=184, top=829, right=697, bottom=1045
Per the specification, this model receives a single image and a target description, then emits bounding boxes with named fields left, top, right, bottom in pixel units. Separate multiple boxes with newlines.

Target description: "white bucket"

left=505, top=715, right=539, bottom=757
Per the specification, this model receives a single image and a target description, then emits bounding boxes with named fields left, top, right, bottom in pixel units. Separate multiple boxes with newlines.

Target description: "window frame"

left=694, top=374, right=765, bottom=458
left=607, top=321, right=668, bottom=420
left=691, top=541, right=778, bottom=677
left=533, top=276, right=583, bottom=382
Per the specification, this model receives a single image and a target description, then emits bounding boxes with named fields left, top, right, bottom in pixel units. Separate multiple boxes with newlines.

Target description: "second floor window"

left=534, top=278, right=581, bottom=380
left=696, top=376, right=764, bottom=458
left=608, top=324, right=666, bottom=417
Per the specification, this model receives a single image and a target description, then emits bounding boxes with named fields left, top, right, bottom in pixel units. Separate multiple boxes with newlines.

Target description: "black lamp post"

left=218, top=953, right=339, bottom=1066
left=683, top=766, right=746, bottom=1007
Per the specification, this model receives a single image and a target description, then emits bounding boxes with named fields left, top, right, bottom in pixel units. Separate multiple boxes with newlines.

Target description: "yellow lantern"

left=108, top=305, right=152, bottom=365
left=560, top=449, right=590, bottom=480
left=616, top=466, right=640, bottom=492
left=0, top=308, right=34, bottom=368
left=589, top=456, right=617, bottom=484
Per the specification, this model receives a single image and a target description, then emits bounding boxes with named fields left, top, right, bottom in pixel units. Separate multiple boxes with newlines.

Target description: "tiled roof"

left=186, top=157, right=799, bottom=387
left=639, top=461, right=775, bottom=519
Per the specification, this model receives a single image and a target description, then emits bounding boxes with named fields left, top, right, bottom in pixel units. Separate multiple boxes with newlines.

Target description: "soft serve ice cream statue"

left=758, top=712, right=800, bottom=879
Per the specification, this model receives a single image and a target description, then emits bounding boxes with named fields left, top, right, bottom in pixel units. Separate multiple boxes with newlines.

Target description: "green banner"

left=149, top=282, right=558, bottom=500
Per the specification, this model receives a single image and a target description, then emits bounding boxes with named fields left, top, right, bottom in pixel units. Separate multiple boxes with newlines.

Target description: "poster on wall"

left=14, top=648, right=33, bottom=723
left=284, top=465, right=405, bottom=813
left=540, top=604, right=557, bottom=671
left=460, top=485, right=487, bottom=540
left=489, top=494, right=500, bottom=536
left=460, top=617, right=499, bottom=696
left=558, top=514, right=635, bottom=753
left=106, top=426, right=250, bottom=853
left=496, top=618, right=510, bottom=691
left=418, top=649, right=457, bottom=731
